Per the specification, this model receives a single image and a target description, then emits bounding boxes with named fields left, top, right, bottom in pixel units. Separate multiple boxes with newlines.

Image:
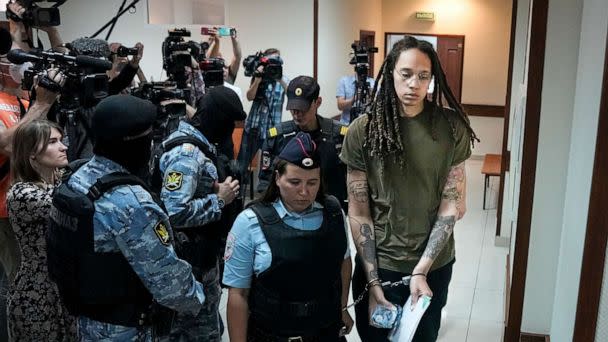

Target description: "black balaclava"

left=91, top=95, right=157, bottom=176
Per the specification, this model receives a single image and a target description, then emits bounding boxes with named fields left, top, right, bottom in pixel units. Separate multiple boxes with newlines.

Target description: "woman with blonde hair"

left=6, top=119, right=76, bottom=341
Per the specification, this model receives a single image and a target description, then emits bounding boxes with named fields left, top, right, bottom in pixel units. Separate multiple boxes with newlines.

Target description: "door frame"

left=572, top=19, right=608, bottom=342
left=504, top=0, right=550, bottom=340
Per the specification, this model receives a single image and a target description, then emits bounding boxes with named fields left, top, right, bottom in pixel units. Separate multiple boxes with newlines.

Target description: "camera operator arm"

left=206, top=28, right=220, bottom=58
left=246, top=74, right=263, bottom=102
left=337, top=96, right=354, bottom=112
left=42, top=26, right=65, bottom=51
left=108, top=63, right=138, bottom=95
left=128, top=42, right=144, bottom=68
left=7, top=3, right=32, bottom=51
left=227, top=33, right=241, bottom=85
left=0, top=69, right=62, bottom=155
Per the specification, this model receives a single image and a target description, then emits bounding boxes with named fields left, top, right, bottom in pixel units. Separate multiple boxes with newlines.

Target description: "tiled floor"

left=220, top=158, right=506, bottom=342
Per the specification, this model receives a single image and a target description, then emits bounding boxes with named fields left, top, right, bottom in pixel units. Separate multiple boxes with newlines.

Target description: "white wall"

left=521, top=0, right=583, bottom=334
left=470, top=117, right=504, bottom=156
left=316, top=0, right=382, bottom=119
left=550, top=0, right=608, bottom=339
left=56, top=0, right=313, bottom=119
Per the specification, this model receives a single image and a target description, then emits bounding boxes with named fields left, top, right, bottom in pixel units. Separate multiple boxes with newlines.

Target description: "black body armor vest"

left=47, top=161, right=166, bottom=327
left=248, top=195, right=347, bottom=336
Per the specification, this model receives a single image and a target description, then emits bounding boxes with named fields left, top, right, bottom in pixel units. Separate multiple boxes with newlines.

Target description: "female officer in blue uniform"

left=223, top=132, right=353, bottom=342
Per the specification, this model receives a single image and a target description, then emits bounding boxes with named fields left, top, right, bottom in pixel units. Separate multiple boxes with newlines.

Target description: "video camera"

left=7, top=48, right=112, bottom=108
left=116, top=46, right=138, bottom=57
left=162, top=28, right=202, bottom=89
left=348, top=41, right=378, bottom=123
left=6, top=0, right=64, bottom=27
left=242, top=52, right=283, bottom=81
left=199, top=57, right=224, bottom=88
left=349, top=41, right=378, bottom=79
left=131, top=81, right=190, bottom=105
left=162, top=28, right=224, bottom=89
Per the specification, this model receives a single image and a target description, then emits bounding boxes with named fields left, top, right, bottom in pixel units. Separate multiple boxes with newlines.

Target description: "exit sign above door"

left=415, top=12, right=435, bottom=21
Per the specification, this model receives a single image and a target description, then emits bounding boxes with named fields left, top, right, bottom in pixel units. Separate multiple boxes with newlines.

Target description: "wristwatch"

left=217, top=197, right=225, bottom=209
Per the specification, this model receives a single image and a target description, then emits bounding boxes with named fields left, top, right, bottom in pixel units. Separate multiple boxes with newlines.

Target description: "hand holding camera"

left=35, top=68, right=65, bottom=104
left=6, top=0, right=62, bottom=28
left=201, top=26, right=236, bottom=38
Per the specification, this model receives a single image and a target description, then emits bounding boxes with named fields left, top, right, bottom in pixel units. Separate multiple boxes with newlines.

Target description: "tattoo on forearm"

left=442, top=163, right=465, bottom=202
left=350, top=217, right=379, bottom=280
left=359, top=224, right=376, bottom=265
left=348, top=180, right=369, bottom=203
left=422, top=215, right=456, bottom=260
left=347, top=167, right=369, bottom=203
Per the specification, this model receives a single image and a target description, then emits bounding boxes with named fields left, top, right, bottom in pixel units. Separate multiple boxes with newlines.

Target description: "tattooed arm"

left=347, top=167, right=395, bottom=317
left=410, top=161, right=466, bottom=306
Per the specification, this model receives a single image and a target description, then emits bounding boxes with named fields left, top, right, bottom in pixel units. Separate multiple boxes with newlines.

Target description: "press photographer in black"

left=35, top=37, right=143, bottom=160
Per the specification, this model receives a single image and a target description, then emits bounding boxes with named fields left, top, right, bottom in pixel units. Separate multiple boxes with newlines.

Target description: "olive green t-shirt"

left=339, top=103, right=472, bottom=273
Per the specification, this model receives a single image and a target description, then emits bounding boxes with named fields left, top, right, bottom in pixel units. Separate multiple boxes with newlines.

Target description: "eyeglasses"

left=394, top=70, right=432, bottom=83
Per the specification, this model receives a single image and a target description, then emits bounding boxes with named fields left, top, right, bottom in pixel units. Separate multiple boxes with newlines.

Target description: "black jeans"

left=352, top=256, right=454, bottom=342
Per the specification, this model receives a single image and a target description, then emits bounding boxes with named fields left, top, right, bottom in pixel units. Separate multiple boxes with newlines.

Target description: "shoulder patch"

left=164, top=171, right=183, bottom=191
left=244, top=209, right=257, bottom=220
left=154, top=222, right=171, bottom=246
left=182, top=143, right=195, bottom=153
left=223, top=232, right=236, bottom=261
left=340, top=126, right=349, bottom=136
left=269, top=127, right=278, bottom=138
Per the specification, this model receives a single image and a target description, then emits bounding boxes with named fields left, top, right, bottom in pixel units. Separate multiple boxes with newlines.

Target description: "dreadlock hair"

left=365, top=36, right=478, bottom=169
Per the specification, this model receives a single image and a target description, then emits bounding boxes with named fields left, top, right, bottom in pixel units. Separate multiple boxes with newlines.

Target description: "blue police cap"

left=277, top=132, right=320, bottom=169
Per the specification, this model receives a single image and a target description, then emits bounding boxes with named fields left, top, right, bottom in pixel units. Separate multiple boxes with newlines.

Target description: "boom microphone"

left=7, top=49, right=112, bottom=71
left=74, top=55, right=112, bottom=71
left=6, top=49, right=42, bottom=64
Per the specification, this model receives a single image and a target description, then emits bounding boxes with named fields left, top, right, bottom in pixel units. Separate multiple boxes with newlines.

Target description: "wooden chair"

left=481, top=154, right=502, bottom=210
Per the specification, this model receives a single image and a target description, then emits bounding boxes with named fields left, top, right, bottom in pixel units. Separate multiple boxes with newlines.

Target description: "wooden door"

left=437, top=36, right=464, bottom=102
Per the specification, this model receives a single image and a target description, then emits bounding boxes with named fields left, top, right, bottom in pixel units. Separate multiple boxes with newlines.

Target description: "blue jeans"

left=352, top=256, right=454, bottom=342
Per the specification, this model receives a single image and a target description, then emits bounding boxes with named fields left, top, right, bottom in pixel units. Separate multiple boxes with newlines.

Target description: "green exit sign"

left=416, top=12, right=435, bottom=21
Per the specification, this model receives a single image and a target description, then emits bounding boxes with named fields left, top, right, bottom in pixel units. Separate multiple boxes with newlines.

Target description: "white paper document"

left=389, top=295, right=432, bottom=342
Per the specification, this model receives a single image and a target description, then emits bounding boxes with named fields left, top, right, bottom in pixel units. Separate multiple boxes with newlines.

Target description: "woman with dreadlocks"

left=340, top=36, right=477, bottom=341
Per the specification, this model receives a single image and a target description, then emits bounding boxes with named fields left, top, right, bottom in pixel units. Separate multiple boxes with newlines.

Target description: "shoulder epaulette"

left=268, top=127, right=278, bottom=138
left=339, top=125, right=348, bottom=136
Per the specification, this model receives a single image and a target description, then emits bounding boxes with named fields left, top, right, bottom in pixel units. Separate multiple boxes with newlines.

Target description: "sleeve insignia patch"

left=269, top=127, right=278, bottom=137
left=154, top=222, right=171, bottom=246
left=182, top=143, right=195, bottom=153
left=164, top=171, right=183, bottom=191
left=261, top=151, right=271, bottom=169
left=224, top=233, right=236, bottom=261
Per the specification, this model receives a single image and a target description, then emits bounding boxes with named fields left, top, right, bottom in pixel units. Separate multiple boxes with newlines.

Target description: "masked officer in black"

left=46, top=95, right=205, bottom=340
left=257, top=75, right=349, bottom=211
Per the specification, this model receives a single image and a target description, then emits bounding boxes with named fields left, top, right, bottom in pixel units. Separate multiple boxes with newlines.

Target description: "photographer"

left=238, top=48, right=289, bottom=192
left=6, top=1, right=64, bottom=53
left=43, top=37, right=141, bottom=160
left=336, top=72, right=374, bottom=124
left=205, top=27, right=242, bottom=85
left=108, top=42, right=146, bottom=92
left=67, top=38, right=143, bottom=96
left=336, top=42, right=377, bottom=124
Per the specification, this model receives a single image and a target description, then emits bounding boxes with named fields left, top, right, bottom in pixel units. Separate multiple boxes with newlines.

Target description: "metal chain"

left=342, top=276, right=412, bottom=311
